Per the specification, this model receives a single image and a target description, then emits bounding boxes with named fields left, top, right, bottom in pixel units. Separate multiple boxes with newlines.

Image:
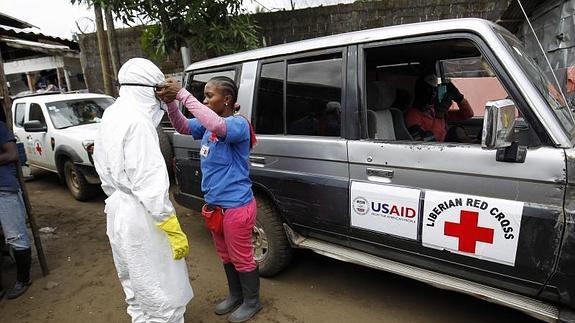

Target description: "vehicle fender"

left=251, top=181, right=290, bottom=225
left=544, top=148, right=575, bottom=309
left=54, top=145, right=83, bottom=176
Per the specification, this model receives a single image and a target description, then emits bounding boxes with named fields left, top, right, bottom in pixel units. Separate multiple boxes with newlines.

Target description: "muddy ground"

left=0, top=169, right=539, bottom=323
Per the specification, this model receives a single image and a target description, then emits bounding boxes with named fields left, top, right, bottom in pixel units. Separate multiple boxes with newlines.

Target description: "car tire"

left=63, top=160, right=97, bottom=201
left=253, top=194, right=293, bottom=277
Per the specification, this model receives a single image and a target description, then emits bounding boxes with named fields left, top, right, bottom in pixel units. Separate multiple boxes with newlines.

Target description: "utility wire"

left=251, top=0, right=272, bottom=12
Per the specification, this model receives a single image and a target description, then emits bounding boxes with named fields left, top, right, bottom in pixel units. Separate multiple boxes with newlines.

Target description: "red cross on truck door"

left=444, top=210, right=494, bottom=254
left=34, top=141, right=43, bottom=155
left=422, top=190, right=524, bottom=266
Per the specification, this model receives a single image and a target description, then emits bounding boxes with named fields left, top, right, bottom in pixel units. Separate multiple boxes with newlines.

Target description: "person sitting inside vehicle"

left=319, top=101, right=341, bottom=136
left=405, top=74, right=473, bottom=142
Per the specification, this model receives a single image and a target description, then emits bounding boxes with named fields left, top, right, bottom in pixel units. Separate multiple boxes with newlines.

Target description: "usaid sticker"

left=351, top=181, right=420, bottom=240
left=422, top=190, right=523, bottom=266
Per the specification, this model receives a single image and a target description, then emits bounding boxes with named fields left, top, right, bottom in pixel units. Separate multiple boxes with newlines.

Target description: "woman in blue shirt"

left=157, top=76, right=261, bottom=323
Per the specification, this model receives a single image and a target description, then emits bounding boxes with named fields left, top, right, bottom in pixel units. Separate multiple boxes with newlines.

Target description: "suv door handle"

left=366, top=168, right=394, bottom=178
left=249, top=156, right=266, bottom=165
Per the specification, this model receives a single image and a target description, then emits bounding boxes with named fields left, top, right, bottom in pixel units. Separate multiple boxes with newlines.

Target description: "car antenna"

left=516, top=0, right=574, bottom=118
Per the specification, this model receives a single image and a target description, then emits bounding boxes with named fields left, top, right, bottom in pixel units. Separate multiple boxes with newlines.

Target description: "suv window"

left=497, top=30, right=575, bottom=139
left=14, top=103, right=26, bottom=127
left=29, top=103, right=46, bottom=126
left=188, top=69, right=236, bottom=103
left=363, top=38, right=539, bottom=146
left=255, top=62, right=284, bottom=134
left=255, top=53, right=343, bottom=137
left=287, top=55, right=342, bottom=136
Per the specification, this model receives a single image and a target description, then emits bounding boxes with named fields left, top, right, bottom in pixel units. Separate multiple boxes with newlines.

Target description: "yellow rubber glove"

left=157, top=214, right=189, bottom=260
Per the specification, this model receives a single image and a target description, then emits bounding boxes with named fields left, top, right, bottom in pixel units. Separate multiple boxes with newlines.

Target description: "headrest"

left=423, top=74, right=438, bottom=87
left=393, top=88, right=414, bottom=110
left=367, top=81, right=396, bottom=111
left=325, top=101, right=341, bottom=115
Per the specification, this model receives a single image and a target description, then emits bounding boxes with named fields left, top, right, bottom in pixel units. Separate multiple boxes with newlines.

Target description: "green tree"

left=73, top=0, right=259, bottom=59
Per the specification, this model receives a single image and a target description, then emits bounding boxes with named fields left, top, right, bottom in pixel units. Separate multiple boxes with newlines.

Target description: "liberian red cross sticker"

left=444, top=210, right=494, bottom=254
left=35, top=142, right=43, bottom=155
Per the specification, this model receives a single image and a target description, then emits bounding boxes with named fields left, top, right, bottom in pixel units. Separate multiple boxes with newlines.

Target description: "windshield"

left=47, top=98, right=114, bottom=129
left=496, top=30, right=575, bottom=138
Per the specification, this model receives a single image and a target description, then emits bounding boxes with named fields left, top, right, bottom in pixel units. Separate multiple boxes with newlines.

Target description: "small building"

left=0, top=12, right=86, bottom=97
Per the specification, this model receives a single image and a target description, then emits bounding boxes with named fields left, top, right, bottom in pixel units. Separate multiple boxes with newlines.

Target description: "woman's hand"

left=155, top=78, right=182, bottom=103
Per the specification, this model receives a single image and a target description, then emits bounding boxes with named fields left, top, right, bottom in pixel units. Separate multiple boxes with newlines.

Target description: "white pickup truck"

left=11, top=92, right=115, bottom=200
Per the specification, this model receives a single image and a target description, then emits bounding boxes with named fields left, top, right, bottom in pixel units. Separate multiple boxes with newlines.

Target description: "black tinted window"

left=255, top=62, right=284, bottom=134
left=29, top=104, right=46, bottom=125
left=14, top=103, right=25, bottom=127
left=286, top=55, right=342, bottom=136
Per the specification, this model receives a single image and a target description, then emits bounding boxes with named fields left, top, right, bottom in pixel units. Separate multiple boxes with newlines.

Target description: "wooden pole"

left=26, top=72, right=35, bottom=93
left=104, top=4, right=120, bottom=81
left=94, top=3, right=114, bottom=96
left=63, top=68, right=72, bottom=92
left=0, top=46, right=49, bottom=276
left=56, top=68, right=63, bottom=91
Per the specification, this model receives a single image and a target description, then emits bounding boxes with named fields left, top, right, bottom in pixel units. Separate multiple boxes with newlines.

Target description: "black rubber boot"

left=228, top=268, right=262, bottom=323
left=7, top=248, right=31, bottom=300
left=215, top=263, right=243, bottom=315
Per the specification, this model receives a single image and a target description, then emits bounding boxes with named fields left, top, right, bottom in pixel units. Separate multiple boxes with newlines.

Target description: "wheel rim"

left=65, top=164, right=80, bottom=191
left=253, top=221, right=269, bottom=262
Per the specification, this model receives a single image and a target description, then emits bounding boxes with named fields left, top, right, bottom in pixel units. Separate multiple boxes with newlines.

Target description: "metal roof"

left=186, top=18, right=499, bottom=71
left=0, top=12, right=36, bottom=29
left=0, top=25, right=79, bottom=50
left=1, top=37, right=78, bottom=57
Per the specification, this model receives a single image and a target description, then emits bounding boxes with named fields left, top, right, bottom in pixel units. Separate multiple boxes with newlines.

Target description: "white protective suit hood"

left=117, top=58, right=165, bottom=126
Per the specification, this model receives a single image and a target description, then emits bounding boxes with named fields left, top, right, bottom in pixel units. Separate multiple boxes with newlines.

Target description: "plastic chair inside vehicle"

left=367, top=81, right=396, bottom=140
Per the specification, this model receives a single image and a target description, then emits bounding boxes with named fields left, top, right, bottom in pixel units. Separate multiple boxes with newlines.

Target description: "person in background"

left=156, top=76, right=261, bottom=323
left=0, top=120, right=32, bottom=300
left=93, top=58, right=193, bottom=323
left=405, top=74, right=473, bottom=142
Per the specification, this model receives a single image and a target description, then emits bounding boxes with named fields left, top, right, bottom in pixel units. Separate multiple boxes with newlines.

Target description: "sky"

left=0, top=0, right=355, bottom=40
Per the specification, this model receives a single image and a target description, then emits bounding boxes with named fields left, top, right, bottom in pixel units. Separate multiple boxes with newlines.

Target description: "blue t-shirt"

left=189, top=116, right=253, bottom=209
left=0, top=121, right=19, bottom=190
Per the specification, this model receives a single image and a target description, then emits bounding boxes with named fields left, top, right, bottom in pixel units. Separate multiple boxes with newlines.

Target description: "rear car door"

left=347, top=33, right=564, bottom=296
left=250, top=49, right=350, bottom=239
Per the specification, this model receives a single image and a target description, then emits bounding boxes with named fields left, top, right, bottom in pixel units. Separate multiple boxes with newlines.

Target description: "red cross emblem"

left=444, top=210, right=494, bottom=254
left=35, top=142, right=43, bottom=155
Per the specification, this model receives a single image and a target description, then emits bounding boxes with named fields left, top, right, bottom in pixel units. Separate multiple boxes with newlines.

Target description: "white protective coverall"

left=93, top=58, right=193, bottom=323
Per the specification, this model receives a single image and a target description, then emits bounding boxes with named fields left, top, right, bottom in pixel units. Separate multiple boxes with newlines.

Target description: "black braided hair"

left=209, top=76, right=238, bottom=110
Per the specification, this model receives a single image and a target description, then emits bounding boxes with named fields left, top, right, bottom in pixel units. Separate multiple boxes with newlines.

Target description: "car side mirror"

left=24, top=120, right=47, bottom=133
left=481, top=99, right=516, bottom=150
left=482, top=99, right=527, bottom=163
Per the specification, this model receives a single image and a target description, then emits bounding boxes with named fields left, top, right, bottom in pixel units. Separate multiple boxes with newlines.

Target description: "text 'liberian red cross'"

left=444, top=210, right=494, bottom=253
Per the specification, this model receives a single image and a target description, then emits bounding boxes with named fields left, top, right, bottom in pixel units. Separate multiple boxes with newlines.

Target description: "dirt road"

left=0, top=170, right=539, bottom=323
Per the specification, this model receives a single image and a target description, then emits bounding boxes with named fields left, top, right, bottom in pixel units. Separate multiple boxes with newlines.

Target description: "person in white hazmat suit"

left=93, top=58, right=193, bottom=323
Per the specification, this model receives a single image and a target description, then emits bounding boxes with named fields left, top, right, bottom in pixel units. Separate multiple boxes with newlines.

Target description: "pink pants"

left=211, top=198, right=257, bottom=272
